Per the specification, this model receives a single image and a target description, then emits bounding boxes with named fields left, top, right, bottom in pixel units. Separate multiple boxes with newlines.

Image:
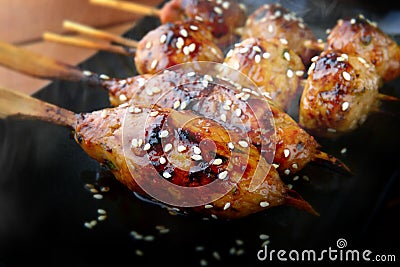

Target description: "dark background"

left=1, top=0, right=399, bottom=266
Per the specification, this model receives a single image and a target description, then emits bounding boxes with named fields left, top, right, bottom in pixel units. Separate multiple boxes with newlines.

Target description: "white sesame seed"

left=98, top=215, right=107, bottom=221
left=342, top=101, right=350, bottom=111
left=292, top=163, right=298, bottom=169
left=238, top=140, right=248, bottom=148
left=183, top=46, right=190, bottom=55
left=143, top=143, right=151, bottom=151
left=187, top=71, right=196, bottom=77
left=195, top=15, right=204, bottom=21
left=327, top=128, right=337, bottom=133
left=293, top=176, right=299, bottom=181
left=191, top=154, right=203, bottom=161
left=337, top=56, right=345, bottom=62
left=311, top=55, right=319, bottom=62
left=84, top=222, right=93, bottom=229
left=188, top=43, right=196, bottom=52
left=223, top=202, right=231, bottom=210
left=144, top=235, right=155, bottom=241
left=193, top=146, right=201, bottom=155
left=358, top=57, right=367, bottom=64
left=235, top=108, right=242, bottom=117
left=218, top=170, right=228, bottom=180
left=152, top=87, right=161, bottom=94
left=236, top=239, right=244, bottom=245
left=99, top=74, right=110, bottom=80
left=128, top=106, right=142, bottom=114
left=303, top=175, right=310, bottom=181
left=211, top=214, right=218, bottom=219
left=342, top=71, right=351, bottom=81
left=350, top=18, right=356, bottom=24
left=280, top=38, right=288, bottom=45
left=228, top=142, right=235, bottom=150
left=83, top=70, right=93, bottom=76
left=284, top=169, right=290, bottom=175
left=189, top=25, right=199, bottom=31
left=255, top=54, right=261, bottom=63
left=268, top=24, right=274, bottom=33
left=97, top=209, right=106, bottom=214
left=135, top=250, right=144, bottom=256
left=180, top=101, right=187, bottom=110
left=341, top=53, right=349, bottom=60
left=176, top=37, right=184, bottom=49
left=295, top=70, right=304, bottom=77
left=173, top=100, right=181, bottom=109
left=212, top=158, right=223, bottom=165
left=253, top=46, right=262, bottom=53
left=159, top=130, right=169, bottom=138
left=222, top=1, right=230, bottom=9
left=180, top=28, right=188, bottom=37
left=100, top=186, right=109, bottom=192
left=90, top=188, right=98, bottom=193
left=220, top=114, right=227, bottom=122
left=119, top=94, right=127, bottom=102
left=283, top=51, right=291, bottom=61
left=159, top=34, right=167, bottom=44
left=272, top=163, right=280, bottom=169
left=200, top=259, right=208, bottom=266
left=150, top=111, right=159, bottom=117
left=159, top=157, right=167, bottom=164
left=101, top=110, right=107, bottom=118
left=260, top=234, right=270, bottom=240
left=164, top=143, right=173, bottom=153
left=260, top=201, right=270, bottom=207
left=150, top=59, right=158, bottom=70
left=131, top=138, right=139, bottom=148
left=286, top=69, right=294, bottom=78
left=93, top=194, right=103, bottom=199
left=177, top=145, right=187, bottom=152
left=163, top=172, right=172, bottom=179
left=145, top=41, right=152, bottom=49
left=239, top=47, right=249, bottom=54
left=283, top=149, right=290, bottom=158
left=341, top=147, right=347, bottom=154
left=205, top=204, right=213, bottom=209
left=214, top=6, right=223, bottom=15
left=263, top=52, right=271, bottom=59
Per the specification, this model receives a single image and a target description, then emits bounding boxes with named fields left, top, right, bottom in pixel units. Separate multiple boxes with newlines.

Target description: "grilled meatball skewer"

left=0, top=86, right=318, bottom=219
left=241, top=3, right=319, bottom=66
left=305, top=14, right=400, bottom=82
left=223, top=37, right=305, bottom=113
left=299, top=50, right=383, bottom=137
left=90, top=0, right=247, bottom=50
left=43, top=20, right=224, bottom=75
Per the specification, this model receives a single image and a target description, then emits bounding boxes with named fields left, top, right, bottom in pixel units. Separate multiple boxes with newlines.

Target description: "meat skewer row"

left=43, top=20, right=224, bottom=75
left=90, top=0, right=247, bottom=50
left=241, top=3, right=319, bottom=66
left=0, top=86, right=319, bottom=219
left=299, top=50, right=399, bottom=137
left=305, top=14, right=400, bottom=83
left=0, top=43, right=351, bottom=177
left=223, top=37, right=305, bottom=113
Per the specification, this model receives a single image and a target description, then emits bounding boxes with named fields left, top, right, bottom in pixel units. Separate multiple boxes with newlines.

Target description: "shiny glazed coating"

left=159, top=0, right=247, bottom=49
left=102, top=69, right=335, bottom=178
left=327, top=15, right=400, bottom=82
left=241, top=3, right=318, bottom=66
left=74, top=105, right=317, bottom=219
left=299, top=50, right=380, bottom=137
left=134, top=21, right=224, bottom=74
left=224, top=37, right=305, bottom=112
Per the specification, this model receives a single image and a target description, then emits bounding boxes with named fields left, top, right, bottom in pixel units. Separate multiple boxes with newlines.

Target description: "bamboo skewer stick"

left=63, top=20, right=138, bottom=48
left=90, top=0, right=161, bottom=17
left=43, top=32, right=136, bottom=57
